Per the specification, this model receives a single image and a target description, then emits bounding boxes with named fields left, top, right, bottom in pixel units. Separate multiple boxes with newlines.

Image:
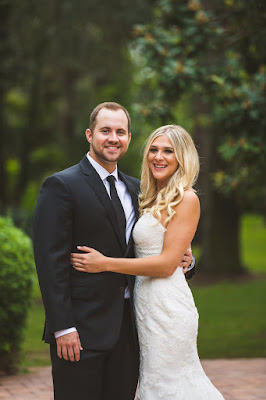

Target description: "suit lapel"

left=79, top=156, right=124, bottom=250
left=119, top=171, right=139, bottom=219
left=119, top=172, right=138, bottom=292
left=119, top=171, right=140, bottom=257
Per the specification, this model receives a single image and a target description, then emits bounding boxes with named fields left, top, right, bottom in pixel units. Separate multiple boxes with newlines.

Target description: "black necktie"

left=107, top=175, right=127, bottom=249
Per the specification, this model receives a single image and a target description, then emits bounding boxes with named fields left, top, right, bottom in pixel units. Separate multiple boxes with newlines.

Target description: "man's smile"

left=105, top=145, right=121, bottom=151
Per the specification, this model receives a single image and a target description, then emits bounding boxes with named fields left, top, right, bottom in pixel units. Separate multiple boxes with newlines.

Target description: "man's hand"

left=180, top=246, right=193, bottom=274
left=56, top=331, right=83, bottom=362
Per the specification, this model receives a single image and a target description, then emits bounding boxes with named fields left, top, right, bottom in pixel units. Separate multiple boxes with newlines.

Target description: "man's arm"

left=185, top=254, right=196, bottom=280
left=179, top=246, right=196, bottom=279
left=33, top=175, right=82, bottom=361
left=181, top=246, right=196, bottom=279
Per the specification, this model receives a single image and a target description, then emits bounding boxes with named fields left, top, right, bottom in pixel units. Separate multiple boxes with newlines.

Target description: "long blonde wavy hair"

left=139, top=125, right=200, bottom=226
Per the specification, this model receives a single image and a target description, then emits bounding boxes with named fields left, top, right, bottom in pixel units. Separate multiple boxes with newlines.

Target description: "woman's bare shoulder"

left=183, top=189, right=199, bottom=203
left=174, top=189, right=200, bottom=215
left=165, top=189, right=200, bottom=238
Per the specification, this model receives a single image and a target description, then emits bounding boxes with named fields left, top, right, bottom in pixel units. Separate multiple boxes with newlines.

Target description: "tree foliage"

left=0, top=216, right=35, bottom=373
left=133, top=0, right=266, bottom=212
left=0, top=0, right=152, bottom=210
left=131, top=0, right=266, bottom=275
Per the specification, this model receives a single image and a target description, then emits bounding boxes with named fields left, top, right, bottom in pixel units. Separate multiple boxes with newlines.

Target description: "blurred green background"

left=0, top=0, right=265, bottom=368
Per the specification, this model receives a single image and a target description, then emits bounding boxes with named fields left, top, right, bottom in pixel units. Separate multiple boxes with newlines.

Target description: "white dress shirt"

left=87, top=153, right=136, bottom=245
left=55, top=153, right=135, bottom=339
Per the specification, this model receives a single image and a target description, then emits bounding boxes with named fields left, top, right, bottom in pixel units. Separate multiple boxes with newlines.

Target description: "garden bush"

left=0, top=216, right=35, bottom=373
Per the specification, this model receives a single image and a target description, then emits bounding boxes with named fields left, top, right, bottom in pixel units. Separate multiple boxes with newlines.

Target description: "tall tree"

left=0, top=0, right=15, bottom=207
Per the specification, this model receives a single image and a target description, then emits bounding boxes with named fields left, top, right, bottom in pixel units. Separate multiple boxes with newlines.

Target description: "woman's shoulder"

left=175, top=189, right=200, bottom=214
left=183, top=189, right=199, bottom=203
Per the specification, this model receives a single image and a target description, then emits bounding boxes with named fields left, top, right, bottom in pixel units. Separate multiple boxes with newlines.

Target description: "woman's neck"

left=156, top=181, right=166, bottom=192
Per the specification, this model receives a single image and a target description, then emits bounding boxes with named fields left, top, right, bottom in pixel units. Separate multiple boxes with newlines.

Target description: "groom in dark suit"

left=33, top=102, right=193, bottom=400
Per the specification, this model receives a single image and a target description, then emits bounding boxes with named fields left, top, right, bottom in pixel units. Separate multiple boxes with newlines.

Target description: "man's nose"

left=108, top=131, right=119, bottom=141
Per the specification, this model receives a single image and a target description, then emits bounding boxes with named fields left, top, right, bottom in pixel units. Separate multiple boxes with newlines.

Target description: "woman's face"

left=147, top=135, right=178, bottom=189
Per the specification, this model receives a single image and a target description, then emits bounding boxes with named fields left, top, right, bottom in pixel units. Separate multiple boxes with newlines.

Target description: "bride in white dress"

left=72, top=125, right=225, bottom=399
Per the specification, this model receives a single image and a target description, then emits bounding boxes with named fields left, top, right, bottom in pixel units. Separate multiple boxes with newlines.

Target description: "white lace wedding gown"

left=133, top=212, right=225, bottom=400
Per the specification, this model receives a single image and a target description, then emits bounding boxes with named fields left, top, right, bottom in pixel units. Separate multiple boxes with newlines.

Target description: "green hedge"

left=0, top=216, right=35, bottom=373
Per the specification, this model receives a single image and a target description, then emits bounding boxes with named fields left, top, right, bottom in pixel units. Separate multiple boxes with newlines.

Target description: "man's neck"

left=88, top=152, right=117, bottom=174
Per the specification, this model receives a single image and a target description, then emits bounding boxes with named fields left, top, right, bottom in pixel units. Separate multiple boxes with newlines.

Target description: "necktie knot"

left=107, top=175, right=116, bottom=187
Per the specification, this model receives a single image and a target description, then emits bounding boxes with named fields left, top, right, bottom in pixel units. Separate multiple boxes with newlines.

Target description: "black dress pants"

left=50, top=300, right=139, bottom=400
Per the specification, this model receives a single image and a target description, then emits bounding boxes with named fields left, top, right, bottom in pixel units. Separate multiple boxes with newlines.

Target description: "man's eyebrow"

left=99, top=126, right=126, bottom=131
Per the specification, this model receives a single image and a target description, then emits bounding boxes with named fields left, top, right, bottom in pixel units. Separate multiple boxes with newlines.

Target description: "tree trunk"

left=0, top=0, right=13, bottom=207
left=17, top=66, right=41, bottom=203
left=17, top=31, right=46, bottom=204
left=201, top=188, right=245, bottom=275
left=0, top=93, right=7, bottom=208
left=194, top=103, right=245, bottom=276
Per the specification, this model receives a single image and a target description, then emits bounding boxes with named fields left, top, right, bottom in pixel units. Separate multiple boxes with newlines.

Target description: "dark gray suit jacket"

left=33, top=156, right=140, bottom=350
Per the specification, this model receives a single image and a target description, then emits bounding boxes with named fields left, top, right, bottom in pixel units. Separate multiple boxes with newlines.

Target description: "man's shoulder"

left=47, top=162, right=81, bottom=182
left=54, top=163, right=80, bottom=178
left=119, top=171, right=140, bottom=187
left=40, top=163, right=82, bottom=192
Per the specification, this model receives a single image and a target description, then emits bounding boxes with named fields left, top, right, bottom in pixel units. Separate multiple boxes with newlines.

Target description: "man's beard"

left=91, top=143, right=125, bottom=163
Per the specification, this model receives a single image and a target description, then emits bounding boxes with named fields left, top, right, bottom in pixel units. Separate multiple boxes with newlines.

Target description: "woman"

left=71, top=125, right=225, bottom=399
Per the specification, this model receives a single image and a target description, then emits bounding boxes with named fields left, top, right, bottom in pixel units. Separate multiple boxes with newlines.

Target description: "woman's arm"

left=71, top=191, right=200, bottom=278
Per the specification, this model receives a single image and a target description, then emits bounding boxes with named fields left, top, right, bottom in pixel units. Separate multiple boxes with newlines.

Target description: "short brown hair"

left=89, top=102, right=131, bottom=132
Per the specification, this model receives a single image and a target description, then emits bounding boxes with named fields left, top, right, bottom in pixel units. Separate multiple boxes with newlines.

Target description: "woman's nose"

left=155, top=151, right=163, bottom=160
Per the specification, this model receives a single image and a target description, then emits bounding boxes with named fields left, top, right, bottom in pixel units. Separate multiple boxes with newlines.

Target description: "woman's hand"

left=71, top=246, right=106, bottom=273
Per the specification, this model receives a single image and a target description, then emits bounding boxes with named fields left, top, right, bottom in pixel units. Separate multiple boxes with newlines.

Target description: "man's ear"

left=85, top=129, right=92, bottom=144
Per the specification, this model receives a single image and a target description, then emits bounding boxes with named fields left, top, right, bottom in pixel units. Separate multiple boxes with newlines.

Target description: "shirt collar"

left=87, top=152, right=118, bottom=182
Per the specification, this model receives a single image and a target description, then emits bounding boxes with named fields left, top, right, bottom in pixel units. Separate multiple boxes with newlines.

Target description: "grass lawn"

left=192, top=278, right=266, bottom=358
left=21, top=301, right=50, bottom=367
left=21, top=214, right=266, bottom=366
left=241, top=214, right=266, bottom=272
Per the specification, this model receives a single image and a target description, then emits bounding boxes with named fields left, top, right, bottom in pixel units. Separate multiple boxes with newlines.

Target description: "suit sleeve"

left=185, top=255, right=196, bottom=280
left=33, top=175, right=76, bottom=334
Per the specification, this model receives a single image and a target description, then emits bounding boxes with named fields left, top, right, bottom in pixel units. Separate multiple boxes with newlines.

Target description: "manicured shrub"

left=0, top=216, right=35, bottom=373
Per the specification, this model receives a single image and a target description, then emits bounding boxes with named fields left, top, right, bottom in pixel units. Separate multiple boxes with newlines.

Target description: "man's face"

left=86, top=108, right=131, bottom=173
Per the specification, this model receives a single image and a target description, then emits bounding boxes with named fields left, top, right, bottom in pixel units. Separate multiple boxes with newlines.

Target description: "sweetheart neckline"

left=142, top=212, right=166, bottom=232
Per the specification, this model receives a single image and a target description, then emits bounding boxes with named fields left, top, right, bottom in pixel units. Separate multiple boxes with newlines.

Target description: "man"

left=33, top=102, right=194, bottom=400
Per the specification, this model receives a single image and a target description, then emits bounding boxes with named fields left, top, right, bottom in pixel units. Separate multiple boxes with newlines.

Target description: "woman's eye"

left=165, top=150, right=173, bottom=154
left=149, top=148, right=157, bottom=153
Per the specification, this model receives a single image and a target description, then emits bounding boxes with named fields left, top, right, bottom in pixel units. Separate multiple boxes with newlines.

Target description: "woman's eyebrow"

left=150, top=145, right=174, bottom=150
